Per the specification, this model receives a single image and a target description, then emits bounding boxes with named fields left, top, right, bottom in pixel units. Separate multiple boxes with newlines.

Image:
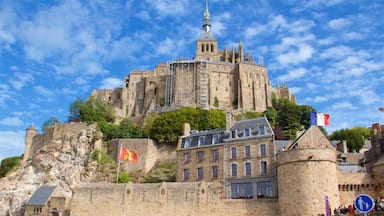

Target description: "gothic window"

left=211, top=44, right=214, bottom=52
left=202, top=44, right=204, bottom=52
left=206, top=44, right=209, bottom=52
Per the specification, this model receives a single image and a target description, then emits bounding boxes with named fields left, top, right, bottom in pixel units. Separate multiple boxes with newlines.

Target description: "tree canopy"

left=0, top=156, right=22, bottom=177
left=147, top=107, right=226, bottom=143
left=68, top=96, right=115, bottom=124
left=329, top=126, right=370, bottom=152
left=42, top=117, right=60, bottom=132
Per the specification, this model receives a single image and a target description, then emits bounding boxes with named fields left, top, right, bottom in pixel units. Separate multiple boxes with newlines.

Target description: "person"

left=348, top=204, right=355, bottom=215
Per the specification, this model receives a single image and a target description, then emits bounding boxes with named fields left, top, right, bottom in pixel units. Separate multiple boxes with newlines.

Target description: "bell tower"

left=195, top=0, right=218, bottom=60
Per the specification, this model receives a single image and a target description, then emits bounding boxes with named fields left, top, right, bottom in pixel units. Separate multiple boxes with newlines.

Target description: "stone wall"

left=70, top=182, right=278, bottom=216
left=111, top=139, right=177, bottom=173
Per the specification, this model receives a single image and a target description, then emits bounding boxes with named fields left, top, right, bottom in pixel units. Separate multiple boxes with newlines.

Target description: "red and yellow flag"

left=119, top=147, right=137, bottom=162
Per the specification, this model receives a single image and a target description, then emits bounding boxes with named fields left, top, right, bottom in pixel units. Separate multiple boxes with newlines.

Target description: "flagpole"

left=116, top=143, right=121, bottom=183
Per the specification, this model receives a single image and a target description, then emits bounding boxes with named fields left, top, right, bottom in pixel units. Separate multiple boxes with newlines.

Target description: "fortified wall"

left=70, top=182, right=278, bottom=216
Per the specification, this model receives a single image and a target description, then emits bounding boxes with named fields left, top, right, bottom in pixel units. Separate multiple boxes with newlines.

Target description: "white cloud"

left=146, top=0, right=188, bottom=17
left=100, top=77, right=123, bottom=90
left=331, top=102, right=357, bottom=110
left=0, top=117, right=23, bottom=126
left=277, top=67, right=307, bottom=82
left=328, top=18, right=351, bottom=29
left=9, top=72, right=34, bottom=90
left=277, top=43, right=314, bottom=65
left=34, top=86, right=55, bottom=99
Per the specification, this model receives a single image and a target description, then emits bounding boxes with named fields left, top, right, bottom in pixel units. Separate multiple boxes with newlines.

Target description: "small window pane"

left=197, top=151, right=204, bottom=162
left=260, top=144, right=266, bottom=156
left=245, top=162, right=251, bottom=176
left=212, top=166, right=218, bottom=178
left=260, top=161, right=267, bottom=175
left=184, top=153, right=190, bottom=163
left=231, top=164, right=237, bottom=177
left=198, top=167, right=203, bottom=180
left=231, top=147, right=237, bottom=159
left=183, top=169, right=189, bottom=180
left=212, top=149, right=219, bottom=161
left=245, top=146, right=251, bottom=158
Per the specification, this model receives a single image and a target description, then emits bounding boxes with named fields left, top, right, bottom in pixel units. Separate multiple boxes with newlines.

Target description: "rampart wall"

left=71, top=182, right=278, bottom=216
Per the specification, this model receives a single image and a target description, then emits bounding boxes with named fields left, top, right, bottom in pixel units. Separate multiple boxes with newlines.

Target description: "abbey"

left=91, top=0, right=295, bottom=121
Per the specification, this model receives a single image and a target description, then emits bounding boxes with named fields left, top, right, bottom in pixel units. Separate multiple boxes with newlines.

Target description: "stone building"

left=177, top=115, right=277, bottom=200
left=91, top=0, right=295, bottom=121
left=24, top=185, right=70, bottom=216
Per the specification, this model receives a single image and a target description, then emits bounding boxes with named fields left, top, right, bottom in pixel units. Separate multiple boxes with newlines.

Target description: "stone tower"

left=23, top=124, right=37, bottom=163
left=276, top=126, right=340, bottom=216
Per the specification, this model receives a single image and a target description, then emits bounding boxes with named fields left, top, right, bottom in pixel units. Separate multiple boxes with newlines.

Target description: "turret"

left=23, top=124, right=38, bottom=163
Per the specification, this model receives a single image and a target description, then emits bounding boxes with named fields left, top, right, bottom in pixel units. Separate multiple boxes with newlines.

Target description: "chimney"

left=183, top=123, right=191, bottom=136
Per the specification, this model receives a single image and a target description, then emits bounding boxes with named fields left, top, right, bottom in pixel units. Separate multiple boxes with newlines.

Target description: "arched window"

left=211, top=44, right=214, bottom=52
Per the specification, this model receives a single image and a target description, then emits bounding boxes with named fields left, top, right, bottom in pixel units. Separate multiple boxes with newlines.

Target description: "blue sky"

left=0, top=0, right=383, bottom=161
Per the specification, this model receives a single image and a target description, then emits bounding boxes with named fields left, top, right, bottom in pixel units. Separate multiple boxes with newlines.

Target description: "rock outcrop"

left=0, top=122, right=103, bottom=216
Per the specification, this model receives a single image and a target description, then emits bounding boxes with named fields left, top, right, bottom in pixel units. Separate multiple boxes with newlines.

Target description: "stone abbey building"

left=91, top=0, right=295, bottom=121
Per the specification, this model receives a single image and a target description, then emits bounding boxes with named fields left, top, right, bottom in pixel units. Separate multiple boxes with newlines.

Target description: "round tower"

left=276, top=126, right=340, bottom=216
left=23, top=124, right=38, bottom=163
left=277, top=148, right=340, bottom=215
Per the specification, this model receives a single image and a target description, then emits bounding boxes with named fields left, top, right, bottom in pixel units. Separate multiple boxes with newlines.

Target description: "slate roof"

left=26, top=185, right=56, bottom=206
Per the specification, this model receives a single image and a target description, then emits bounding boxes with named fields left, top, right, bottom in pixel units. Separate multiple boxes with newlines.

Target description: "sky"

left=0, top=0, right=383, bottom=161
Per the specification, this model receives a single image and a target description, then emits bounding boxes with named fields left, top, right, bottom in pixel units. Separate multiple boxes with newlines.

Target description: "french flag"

left=310, top=112, right=330, bottom=126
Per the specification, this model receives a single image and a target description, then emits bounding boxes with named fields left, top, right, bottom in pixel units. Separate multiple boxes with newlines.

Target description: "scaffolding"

left=199, top=60, right=209, bottom=109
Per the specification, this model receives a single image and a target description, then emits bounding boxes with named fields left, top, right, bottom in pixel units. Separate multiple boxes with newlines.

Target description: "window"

left=244, top=128, right=251, bottom=137
left=245, top=162, right=252, bottom=176
left=184, top=153, right=190, bottom=163
left=231, top=147, right=237, bottom=159
left=260, top=144, right=266, bottom=156
left=231, top=130, right=237, bottom=138
left=245, top=146, right=251, bottom=158
left=183, top=169, right=189, bottom=180
left=197, top=151, right=204, bottom=162
left=183, top=138, right=191, bottom=148
left=259, top=125, right=266, bottom=135
left=197, top=167, right=203, bottom=180
left=198, top=136, right=205, bottom=146
left=260, top=161, right=267, bottom=175
left=212, top=149, right=219, bottom=161
left=212, top=134, right=220, bottom=144
left=231, top=182, right=253, bottom=199
left=212, top=166, right=218, bottom=178
left=257, top=181, right=273, bottom=198
left=231, top=164, right=237, bottom=177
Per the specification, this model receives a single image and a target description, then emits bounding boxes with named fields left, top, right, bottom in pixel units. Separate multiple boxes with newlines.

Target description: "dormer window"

left=198, top=136, right=205, bottom=146
left=259, top=125, right=266, bottom=135
left=231, top=130, right=237, bottom=138
left=244, top=128, right=251, bottom=137
left=212, top=134, right=220, bottom=144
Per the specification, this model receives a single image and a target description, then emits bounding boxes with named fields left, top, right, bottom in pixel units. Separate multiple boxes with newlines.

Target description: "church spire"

left=203, top=0, right=211, bottom=32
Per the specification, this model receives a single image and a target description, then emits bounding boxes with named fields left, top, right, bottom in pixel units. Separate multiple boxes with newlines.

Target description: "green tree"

left=99, top=119, right=143, bottom=140
left=69, top=97, right=115, bottom=124
left=329, top=127, right=367, bottom=152
left=0, top=156, right=22, bottom=177
left=42, top=117, right=60, bottom=132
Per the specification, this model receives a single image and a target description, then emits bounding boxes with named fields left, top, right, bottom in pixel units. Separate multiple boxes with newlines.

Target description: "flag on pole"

left=119, top=147, right=137, bottom=162
left=310, top=112, right=330, bottom=126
